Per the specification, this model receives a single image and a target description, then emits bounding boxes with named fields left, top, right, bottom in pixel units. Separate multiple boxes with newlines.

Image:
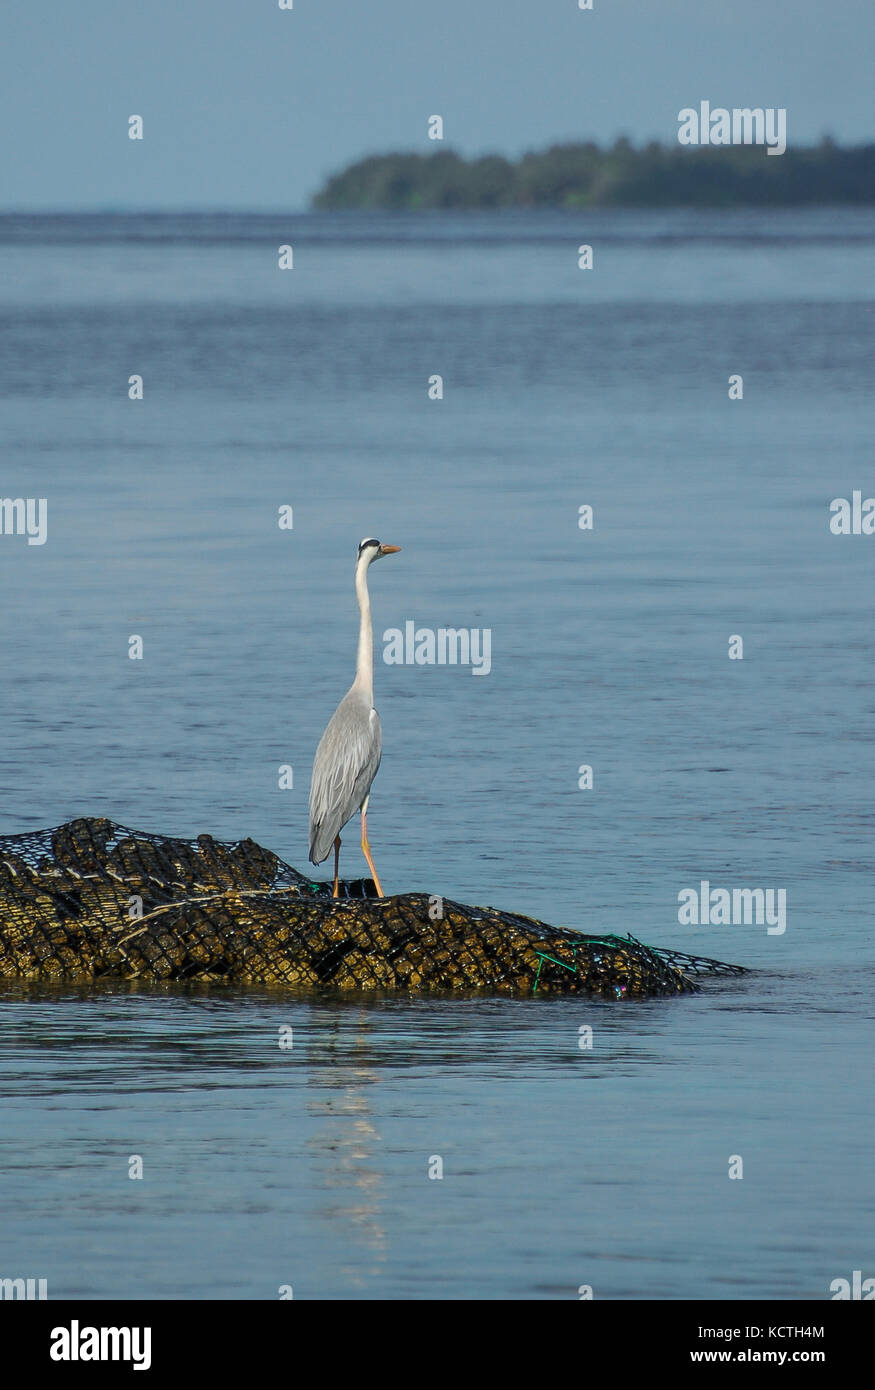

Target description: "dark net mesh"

left=0, top=818, right=746, bottom=997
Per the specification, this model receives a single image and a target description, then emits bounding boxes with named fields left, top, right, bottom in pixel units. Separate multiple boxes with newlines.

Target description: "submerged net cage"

left=0, top=818, right=745, bottom=997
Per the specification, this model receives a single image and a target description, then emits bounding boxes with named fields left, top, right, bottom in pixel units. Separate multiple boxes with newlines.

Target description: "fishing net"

left=0, top=818, right=745, bottom=997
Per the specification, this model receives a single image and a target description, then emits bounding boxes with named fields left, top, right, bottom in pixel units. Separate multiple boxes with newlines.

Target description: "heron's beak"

left=379, top=544, right=401, bottom=555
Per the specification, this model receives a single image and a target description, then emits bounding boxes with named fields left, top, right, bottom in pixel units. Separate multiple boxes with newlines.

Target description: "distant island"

left=312, top=139, right=875, bottom=210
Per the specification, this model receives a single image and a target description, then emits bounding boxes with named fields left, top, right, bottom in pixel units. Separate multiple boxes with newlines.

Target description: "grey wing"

left=309, top=699, right=382, bottom=864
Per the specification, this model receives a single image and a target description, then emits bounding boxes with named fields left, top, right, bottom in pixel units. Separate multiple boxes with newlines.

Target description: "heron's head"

left=358, top=537, right=401, bottom=565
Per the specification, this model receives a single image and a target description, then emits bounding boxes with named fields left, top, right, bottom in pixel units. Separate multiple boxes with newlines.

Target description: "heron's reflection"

left=306, top=1006, right=387, bottom=1287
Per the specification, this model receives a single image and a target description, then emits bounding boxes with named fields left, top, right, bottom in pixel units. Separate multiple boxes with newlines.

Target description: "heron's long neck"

left=353, top=558, right=374, bottom=702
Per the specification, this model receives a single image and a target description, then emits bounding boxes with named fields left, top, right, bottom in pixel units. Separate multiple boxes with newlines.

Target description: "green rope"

left=531, top=933, right=636, bottom=995
left=532, top=946, right=582, bottom=994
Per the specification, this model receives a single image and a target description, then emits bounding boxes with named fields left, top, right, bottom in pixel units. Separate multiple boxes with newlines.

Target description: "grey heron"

left=309, top=537, right=401, bottom=897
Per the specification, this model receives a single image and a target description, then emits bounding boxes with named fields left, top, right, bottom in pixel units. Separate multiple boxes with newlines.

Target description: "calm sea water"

left=0, top=209, right=872, bottom=1299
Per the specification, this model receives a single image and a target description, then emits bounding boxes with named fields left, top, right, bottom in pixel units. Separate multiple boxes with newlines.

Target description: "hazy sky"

left=2, top=1, right=871, bottom=210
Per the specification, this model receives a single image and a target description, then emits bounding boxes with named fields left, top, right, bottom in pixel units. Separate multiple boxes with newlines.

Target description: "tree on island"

left=311, top=138, right=875, bottom=210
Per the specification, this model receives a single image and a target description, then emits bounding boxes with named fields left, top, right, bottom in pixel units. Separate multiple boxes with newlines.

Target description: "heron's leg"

left=360, top=807, right=384, bottom=898
left=332, top=836, right=341, bottom=898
